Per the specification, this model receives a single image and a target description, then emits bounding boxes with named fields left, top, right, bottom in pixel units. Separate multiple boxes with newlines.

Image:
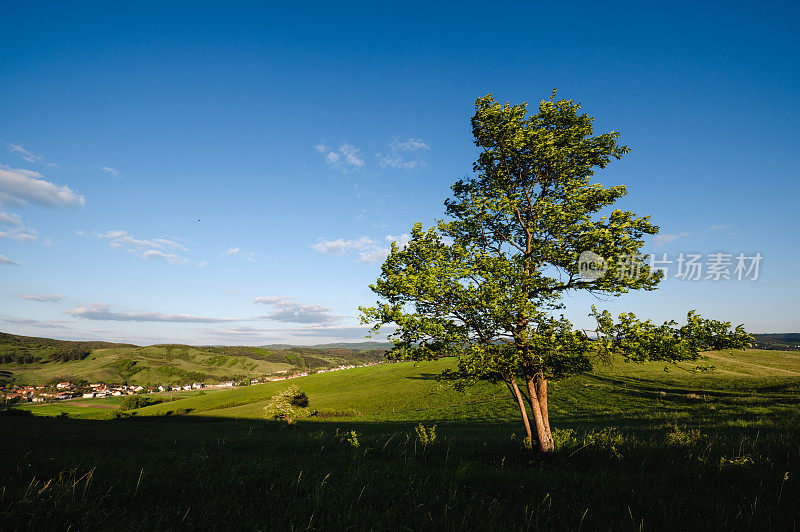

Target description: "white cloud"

left=0, top=210, right=22, bottom=226
left=377, top=138, right=429, bottom=170
left=398, top=138, right=430, bottom=151
left=0, top=210, right=37, bottom=242
left=100, top=166, right=123, bottom=178
left=287, top=324, right=393, bottom=341
left=223, top=246, right=256, bottom=262
left=386, top=233, right=411, bottom=248
left=5, top=143, right=57, bottom=167
left=357, top=249, right=390, bottom=264
left=315, top=143, right=365, bottom=172
left=0, top=165, right=84, bottom=208
left=312, top=236, right=375, bottom=255
left=21, top=293, right=65, bottom=302
left=1, top=316, right=67, bottom=328
left=141, top=249, right=189, bottom=264
left=254, top=296, right=338, bottom=324
left=0, top=225, right=37, bottom=242
left=312, top=233, right=410, bottom=264
left=653, top=232, right=690, bottom=247
left=0, top=254, right=22, bottom=266
left=66, top=303, right=241, bottom=323
left=197, top=260, right=208, bottom=267
left=204, top=326, right=277, bottom=340
left=98, top=230, right=191, bottom=264
left=709, top=224, right=728, bottom=231
left=99, top=230, right=187, bottom=251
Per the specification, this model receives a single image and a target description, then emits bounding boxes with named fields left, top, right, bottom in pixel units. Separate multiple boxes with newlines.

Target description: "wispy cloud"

left=5, top=142, right=57, bottom=167
left=66, top=303, right=240, bottom=323
left=377, top=137, right=430, bottom=170
left=0, top=165, right=84, bottom=208
left=21, top=293, right=65, bottom=302
left=98, top=230, right=191, bottom=264
left=223, top=246, right=256, bottom=262
left=0, top=210, right=37, bottom=242
left=254, top=296, right=338, bottom=324
left=287, top=325, right=387, bottom=340
left=203, top=326, right=278, bottom=341
left=653, top=232, right=691, bottom=247
left=0, top=254, right=22, bottom=266
left=709, top=224, right=728, bottom=231
left=100, top=166, right=123, bottom=178
left=312, top=233, right=410, bottom=264
left=312, top=236, right=375, bottom=255
left=141, top=249, right=189, bottom=264
left=1, top=316, right=68, bottom=328
left=0, top=211, right=22, bottom=226
left=315, top=143, right=365, bottom=172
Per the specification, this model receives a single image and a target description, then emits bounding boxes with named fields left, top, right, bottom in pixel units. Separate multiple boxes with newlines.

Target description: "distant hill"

left=753, top=333, right=800, bottom=350
left=0, top=332, right=387, bottom=386
left=262, top=342, right=393, bottom=351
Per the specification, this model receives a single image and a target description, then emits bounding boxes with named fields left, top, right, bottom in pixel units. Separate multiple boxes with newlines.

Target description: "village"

left=0, top=362, right=382, bottom=405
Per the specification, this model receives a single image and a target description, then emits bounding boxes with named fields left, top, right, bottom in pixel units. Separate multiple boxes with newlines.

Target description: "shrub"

left=345, top=430, right=360, bottom=448
left=119, top=396, right=162, bottom=411
left=665, top=426, right=708, bottom=447
left=264, top=385, right=310, bottom=423
left=414, top=423, right=437, bottom=447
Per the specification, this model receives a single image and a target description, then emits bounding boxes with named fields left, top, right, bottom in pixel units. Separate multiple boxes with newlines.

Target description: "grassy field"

left=1, top=349, right=798, bottom=529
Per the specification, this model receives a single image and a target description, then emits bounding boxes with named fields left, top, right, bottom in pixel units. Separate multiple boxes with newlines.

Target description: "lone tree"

left=361, top=93, right=751, bottom=452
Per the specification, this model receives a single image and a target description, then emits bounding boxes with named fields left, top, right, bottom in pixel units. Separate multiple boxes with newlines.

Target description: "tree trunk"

left=509, top=378, right=533, bottom=449
left=526, top=375, right=554, bottom=452
left=535, top=375, right=554, bottom=452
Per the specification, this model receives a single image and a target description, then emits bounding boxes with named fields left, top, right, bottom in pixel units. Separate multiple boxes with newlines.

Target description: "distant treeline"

left=752, top=333, right=800, bottom=350
left=204, top=345, right=385, bottom=368
left=0, top=332, right=136, bottom=364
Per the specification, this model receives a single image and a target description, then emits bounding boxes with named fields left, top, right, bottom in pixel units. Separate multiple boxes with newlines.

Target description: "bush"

left=119, top=396, right=162, bottom=411
left=264, top=385, right=310, bottom=422
left=290, top=392, right=309, bottom=408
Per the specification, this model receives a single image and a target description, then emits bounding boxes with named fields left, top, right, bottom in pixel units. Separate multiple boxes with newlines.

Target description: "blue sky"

left=1, top=1, right=798, bottom=345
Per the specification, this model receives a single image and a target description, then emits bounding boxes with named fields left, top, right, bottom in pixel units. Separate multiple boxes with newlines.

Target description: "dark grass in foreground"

left=2, top=351, right=799, bottom=530
left=1, top=414, right=798, bottom=530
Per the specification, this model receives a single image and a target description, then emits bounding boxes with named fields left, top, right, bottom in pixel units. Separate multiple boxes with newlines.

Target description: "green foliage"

left=360, top=93, right=753, bottom=446
left=361, top=92, right=662, bottom=385
left=665, top=426, right=708, bottom=447
left=264, top=385, right=311, bottom=421
left=114, top=359, right=143, bottom=379
left=119, top=396, right=162, bottom=411
left=592, top=307, right=753, bottom=366
left=344, top=430, right=360, bottom=448
left=414, top=423, right=437, bottom=447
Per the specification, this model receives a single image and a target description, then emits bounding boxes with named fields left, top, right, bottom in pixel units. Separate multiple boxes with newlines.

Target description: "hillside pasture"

left=1, top=349, right=798, bottom=530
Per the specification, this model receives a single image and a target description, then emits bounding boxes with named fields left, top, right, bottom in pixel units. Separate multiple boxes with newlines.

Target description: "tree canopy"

left=361, top=92, right=752, bottom=452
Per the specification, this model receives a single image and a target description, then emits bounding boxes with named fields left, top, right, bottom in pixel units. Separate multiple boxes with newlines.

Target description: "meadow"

left=1, top=349, right=798, bottom=530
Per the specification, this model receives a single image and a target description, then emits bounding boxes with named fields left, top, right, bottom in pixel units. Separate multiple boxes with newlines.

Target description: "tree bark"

left=526, top=375, right=554, bottom=452
left=509, top=378, right=533, bottom=449
left=534, top=375, right=554, bottom=452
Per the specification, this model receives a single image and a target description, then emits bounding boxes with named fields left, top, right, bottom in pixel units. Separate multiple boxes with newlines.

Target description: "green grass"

left=1, top=349, right=798, bottom=529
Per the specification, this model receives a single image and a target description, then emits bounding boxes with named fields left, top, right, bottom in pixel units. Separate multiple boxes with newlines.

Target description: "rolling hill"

left=15, top=348, right=800, bottom=425
left=0, top=332, right=386, bottom=386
